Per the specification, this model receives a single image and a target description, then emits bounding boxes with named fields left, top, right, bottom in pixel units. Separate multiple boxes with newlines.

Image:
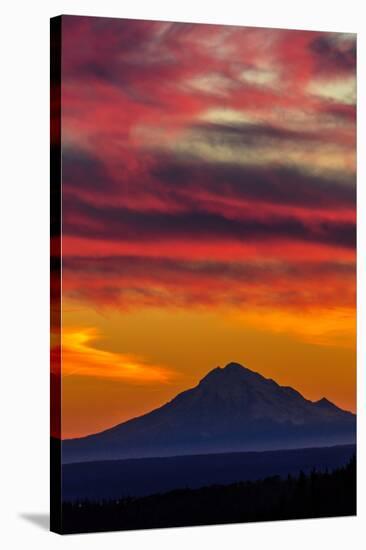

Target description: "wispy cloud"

left=60, top=327, right=175, bottom=383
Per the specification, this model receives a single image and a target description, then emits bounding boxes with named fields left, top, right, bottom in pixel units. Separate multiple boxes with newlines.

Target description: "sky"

left=54, top=16, right=356, bottom=439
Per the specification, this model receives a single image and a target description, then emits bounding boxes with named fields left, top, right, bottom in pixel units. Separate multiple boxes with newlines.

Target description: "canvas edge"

left=50, top=14, right=63, bottom=535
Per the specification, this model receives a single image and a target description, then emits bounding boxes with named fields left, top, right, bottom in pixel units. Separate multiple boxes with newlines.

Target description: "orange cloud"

left=61, top=327, right=174, bottom=383
left=230, top=306, right=355, bottom=349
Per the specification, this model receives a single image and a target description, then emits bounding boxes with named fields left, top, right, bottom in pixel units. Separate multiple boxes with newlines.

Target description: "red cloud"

left=58, top=16, right=356, bottom=323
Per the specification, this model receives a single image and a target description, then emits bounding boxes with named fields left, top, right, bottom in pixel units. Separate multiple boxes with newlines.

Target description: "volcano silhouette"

left=62, top=362, right=356, bottom=463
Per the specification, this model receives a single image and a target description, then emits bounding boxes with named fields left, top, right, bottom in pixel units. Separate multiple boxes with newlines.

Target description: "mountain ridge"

left=62, top=362, right=355, bottom=463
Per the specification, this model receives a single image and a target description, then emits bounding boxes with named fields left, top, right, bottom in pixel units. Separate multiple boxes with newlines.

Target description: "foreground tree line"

left=61, top=455, right=356, bottom=533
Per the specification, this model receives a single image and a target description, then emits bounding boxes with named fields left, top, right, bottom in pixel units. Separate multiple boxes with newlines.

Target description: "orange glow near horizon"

left=60, top=300, right=356, bottom=439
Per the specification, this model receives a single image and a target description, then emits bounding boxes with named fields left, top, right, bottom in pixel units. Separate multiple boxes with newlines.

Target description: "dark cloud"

left=310, top=34, right=356, bottom=77
left=63, top=255, right=355, bottom=282
left=152, top=157, right=355, bottom=210
left=62, top=255, right=355, bottom=311
left=63, top=195, right=356, bottom=249
left=320, top=102, right=356, bottom=122
left=62, top=149, right=116, bottom=194
left=62, top=16, right=188, bottom=93
left=62, top=138, right=355, bottom=216
left=191, top=121, right=325, bottom=147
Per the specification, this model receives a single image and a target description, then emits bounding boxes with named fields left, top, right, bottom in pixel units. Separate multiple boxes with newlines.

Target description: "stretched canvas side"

left=50, top=15, right=62, bottom=535
left=50, top=15, right=356, bottom=535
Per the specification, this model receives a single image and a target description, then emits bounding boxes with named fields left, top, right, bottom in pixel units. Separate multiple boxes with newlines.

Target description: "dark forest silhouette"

left=61, top=454, right=356, bottom=534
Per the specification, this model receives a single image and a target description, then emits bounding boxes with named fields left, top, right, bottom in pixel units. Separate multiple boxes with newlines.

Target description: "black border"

left=50, top=15, right=62, bottom=535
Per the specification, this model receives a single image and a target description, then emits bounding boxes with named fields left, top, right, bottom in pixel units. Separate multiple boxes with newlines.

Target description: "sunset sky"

left=55, top=16, right=356, bottom=438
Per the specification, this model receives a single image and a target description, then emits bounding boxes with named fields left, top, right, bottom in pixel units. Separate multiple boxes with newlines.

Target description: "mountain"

left=62, top=362, right=356, bottom=463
